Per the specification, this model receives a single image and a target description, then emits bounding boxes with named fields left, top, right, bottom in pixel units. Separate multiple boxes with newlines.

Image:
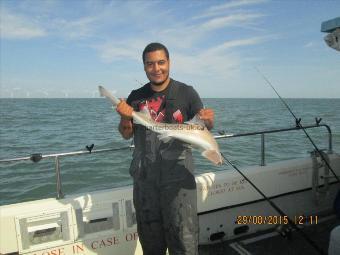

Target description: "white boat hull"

left=1, top=153, right=339, bottom=255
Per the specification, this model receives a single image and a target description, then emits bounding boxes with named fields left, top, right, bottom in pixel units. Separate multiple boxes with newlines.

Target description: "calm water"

left=0, top=98, right=339, bottom=206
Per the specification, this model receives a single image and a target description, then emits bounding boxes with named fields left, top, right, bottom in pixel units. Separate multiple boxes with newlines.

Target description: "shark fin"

left=157, top=133, right=173, bottom=143
left=201, top=150, right=223, bottom=165
left=185, top=114, right=205, bottom=127
left=140, top=107, right=152, bottom=119
left=133, top=107, right=153, bottom=125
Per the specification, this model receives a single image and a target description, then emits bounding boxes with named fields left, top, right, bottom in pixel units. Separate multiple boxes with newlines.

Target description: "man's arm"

left=118, top=118, right=133, bottom=139
left=116, top=100, right=134, bottom=139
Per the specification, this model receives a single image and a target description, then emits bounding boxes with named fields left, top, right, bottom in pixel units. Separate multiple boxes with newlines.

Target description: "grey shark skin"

left=99, top=85, right=223, bottom=165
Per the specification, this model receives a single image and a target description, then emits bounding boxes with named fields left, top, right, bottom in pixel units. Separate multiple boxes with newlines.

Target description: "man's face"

left=144, top=50, right=170, bottom=86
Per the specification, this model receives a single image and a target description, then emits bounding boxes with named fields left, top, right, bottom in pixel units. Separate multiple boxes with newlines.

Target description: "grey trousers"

left=133, top=159, right=198, bottom=255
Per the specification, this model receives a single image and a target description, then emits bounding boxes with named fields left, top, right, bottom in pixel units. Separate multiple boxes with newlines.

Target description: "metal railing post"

left=328, top=131, right=333, bottom=153
left=55, top=156, right=64, bottom=199
left=261, top=134, right=265, bottom=166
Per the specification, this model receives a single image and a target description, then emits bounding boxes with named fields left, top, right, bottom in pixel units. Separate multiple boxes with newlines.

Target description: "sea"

left=0, top=98, right=339, bottom=206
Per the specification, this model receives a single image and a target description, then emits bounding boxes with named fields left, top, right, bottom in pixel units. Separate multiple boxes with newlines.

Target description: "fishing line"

left=254, top=67, right=339, bottom=183
left=221, top=152, right=326, bottom=255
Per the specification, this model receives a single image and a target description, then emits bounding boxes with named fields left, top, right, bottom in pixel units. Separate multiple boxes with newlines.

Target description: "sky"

left=0, top=0, right=339, bottom=98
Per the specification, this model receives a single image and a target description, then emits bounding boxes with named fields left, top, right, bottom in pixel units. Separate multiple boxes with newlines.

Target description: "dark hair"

left=142, top=42, right=169, bottom=63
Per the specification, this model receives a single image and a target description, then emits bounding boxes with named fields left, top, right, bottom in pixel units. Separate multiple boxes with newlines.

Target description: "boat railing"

left=215, top=123, right=333, bottom=166
left=0, top=123, right=332, bottom=199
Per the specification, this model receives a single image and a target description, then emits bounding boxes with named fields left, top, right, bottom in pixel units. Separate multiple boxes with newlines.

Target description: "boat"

left=1, top=122, right=339, bottom=255
left=1, top=18, right=340, bottom=255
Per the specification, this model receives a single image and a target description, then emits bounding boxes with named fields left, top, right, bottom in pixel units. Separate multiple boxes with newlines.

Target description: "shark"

left=98, top=85, right=223, bottom=165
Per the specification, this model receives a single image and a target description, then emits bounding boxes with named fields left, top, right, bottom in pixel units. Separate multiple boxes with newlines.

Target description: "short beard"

left=150, top=74, right=169, bottom=86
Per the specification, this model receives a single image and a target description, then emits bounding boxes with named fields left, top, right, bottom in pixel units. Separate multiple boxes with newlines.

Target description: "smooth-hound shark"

left=99, top=85, right=223, bottom=165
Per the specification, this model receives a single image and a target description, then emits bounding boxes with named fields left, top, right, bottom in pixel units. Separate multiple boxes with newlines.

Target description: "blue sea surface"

left=0, top=98, right=339, bottom=206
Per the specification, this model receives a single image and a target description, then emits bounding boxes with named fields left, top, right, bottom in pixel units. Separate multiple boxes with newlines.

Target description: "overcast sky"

left=1, top=0, right=339, bottom=98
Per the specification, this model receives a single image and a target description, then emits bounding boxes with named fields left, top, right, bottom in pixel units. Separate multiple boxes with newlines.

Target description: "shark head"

left=202, top=149, right=223, bottom=165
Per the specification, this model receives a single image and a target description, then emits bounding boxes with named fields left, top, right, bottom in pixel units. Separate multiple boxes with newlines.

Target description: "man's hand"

left=116, top=99, right=133, bottom=120
left=199, top=108, right=214, bottom=130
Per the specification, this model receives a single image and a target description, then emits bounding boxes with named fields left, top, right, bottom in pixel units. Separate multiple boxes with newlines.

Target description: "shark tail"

left=98, top=86, right=121, bottom=105
left=202, top=150, right=223, bottom=165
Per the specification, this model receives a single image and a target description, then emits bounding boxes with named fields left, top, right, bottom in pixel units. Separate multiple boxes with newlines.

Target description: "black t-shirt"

left=126, top=79, right=203, bottom=124
left=127, top=79, right=204, bottom=165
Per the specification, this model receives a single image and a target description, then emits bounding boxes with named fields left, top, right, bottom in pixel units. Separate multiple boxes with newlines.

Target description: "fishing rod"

left=134, top=78, right=144, bottom=86
left=221, top=152, right=326, bottom=255
left=255, top=67, right=340, bottom=183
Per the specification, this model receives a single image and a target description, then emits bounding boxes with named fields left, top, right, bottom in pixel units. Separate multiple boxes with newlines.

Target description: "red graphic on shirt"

left=172, top=109, right=183, bottom=123
left=138, top=96, right=166, bottom=122
left=138, top=96, right=184, bottom=124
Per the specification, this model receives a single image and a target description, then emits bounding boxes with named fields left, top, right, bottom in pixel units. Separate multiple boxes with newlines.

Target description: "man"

left=116, top=42, right=214, bottom=255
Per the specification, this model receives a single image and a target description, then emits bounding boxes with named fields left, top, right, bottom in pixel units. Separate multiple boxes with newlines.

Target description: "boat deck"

left=199, top=215, right=339, bottom=255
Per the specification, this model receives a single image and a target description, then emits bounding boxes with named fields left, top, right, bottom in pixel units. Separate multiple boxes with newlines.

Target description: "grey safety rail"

left=0, top=146, right=134, bottom=199
left=0, top=123, right=332, bottom=199
left=215, top=123, right=332, bottom=166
